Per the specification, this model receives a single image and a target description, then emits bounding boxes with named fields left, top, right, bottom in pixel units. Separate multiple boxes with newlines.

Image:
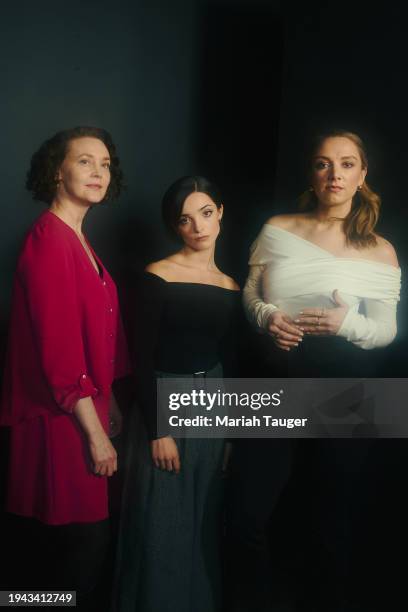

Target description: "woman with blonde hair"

left=227, top=130, right=401, bottom=611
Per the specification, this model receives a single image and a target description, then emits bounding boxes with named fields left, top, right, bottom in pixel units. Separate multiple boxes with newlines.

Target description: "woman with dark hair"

left=227, top=131, right=401, bottom=611
left=114, top=176, right=240, bottom=612
left=1, top=127, right=129, bottom=606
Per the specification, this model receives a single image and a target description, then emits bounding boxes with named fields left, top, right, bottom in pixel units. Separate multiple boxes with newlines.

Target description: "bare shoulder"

left=221, top=274, right=240, bottom=291
left=370, top=236, right=399, bottom=268
left=265, top=213, right=308, bottom=231
left=145, top=259, right=175, bottom=280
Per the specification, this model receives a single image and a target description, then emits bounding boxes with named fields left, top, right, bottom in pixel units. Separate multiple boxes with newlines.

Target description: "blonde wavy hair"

left=298, top=130, right=381, bottom=248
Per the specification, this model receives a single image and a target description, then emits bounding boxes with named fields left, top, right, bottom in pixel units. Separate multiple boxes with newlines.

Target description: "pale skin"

left=146, top=191, right=239, bottom=473
left=49, top=136, right=121, bottom=475
left=266, top=136, right=399, bottom=351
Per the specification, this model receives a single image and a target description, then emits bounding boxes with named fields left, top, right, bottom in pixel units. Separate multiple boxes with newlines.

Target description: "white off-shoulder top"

left=243, top=224, right=401, bottom=350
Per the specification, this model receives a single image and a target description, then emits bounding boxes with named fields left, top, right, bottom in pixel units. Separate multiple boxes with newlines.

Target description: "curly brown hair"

left=26, top=126, right=124, bottom=204
left=299, top=130, right=380, bottom=249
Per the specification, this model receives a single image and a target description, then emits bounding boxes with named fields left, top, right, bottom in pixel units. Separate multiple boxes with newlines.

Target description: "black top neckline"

left=144, top=270, right=240, bottom=293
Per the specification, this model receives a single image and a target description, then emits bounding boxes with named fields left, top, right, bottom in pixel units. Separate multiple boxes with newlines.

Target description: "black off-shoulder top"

left=132, top=271, right=242, bottom=438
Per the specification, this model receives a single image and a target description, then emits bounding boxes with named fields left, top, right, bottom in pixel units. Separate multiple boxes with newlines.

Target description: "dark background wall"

left=0, top=0, right=284, bottom=309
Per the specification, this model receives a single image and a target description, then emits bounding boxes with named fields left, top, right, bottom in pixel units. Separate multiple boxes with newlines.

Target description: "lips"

left=85, top=184, right=102, bottom=189
left=195, top=235, right=209, bottom=241
left=327, top=185, right=344, bottom=192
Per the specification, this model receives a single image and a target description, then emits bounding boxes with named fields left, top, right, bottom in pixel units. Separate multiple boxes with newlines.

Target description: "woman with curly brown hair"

left=227, top=130, right=401, bottom=611
left=1, top=126, right=129, bottom=607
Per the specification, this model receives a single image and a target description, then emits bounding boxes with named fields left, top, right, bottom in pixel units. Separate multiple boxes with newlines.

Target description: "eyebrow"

left=199, top=203, right=214, bottom=210
left=76, top=153, right=111, bottom=160
left=314, top=155, right=358, bottom=161
left=181, top=204, right=214, bottom=216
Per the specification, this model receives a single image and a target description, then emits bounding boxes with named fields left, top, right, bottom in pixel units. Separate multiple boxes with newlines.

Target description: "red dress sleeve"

left=19, top=222, right=98, bottom=412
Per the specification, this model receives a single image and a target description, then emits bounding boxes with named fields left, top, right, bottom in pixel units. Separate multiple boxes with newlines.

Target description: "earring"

left=357, top=185, right=362, bottom=190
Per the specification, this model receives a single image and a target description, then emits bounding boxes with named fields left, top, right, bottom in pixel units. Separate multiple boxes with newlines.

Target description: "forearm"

left=243, top=265, right=278, bottom=331
left=73, top=396, right=117, bottom=475
left=337, top=301, right=397, bottom=350
left=73, top=396, right=106, bottom=440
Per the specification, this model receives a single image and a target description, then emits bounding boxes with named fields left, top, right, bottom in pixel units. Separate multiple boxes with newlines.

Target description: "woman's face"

left=311, top=136, right=367, bottom=210
left=56, top=137, right=111, bottom=205
left=177, top=191, right=223, bottom=250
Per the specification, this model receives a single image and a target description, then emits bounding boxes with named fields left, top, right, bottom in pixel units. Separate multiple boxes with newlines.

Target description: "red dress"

left=0, top=211, right=130, bottom=525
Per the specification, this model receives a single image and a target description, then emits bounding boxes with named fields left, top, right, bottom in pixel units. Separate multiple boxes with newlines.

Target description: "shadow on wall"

left=193, top=1, right=284, bottom=285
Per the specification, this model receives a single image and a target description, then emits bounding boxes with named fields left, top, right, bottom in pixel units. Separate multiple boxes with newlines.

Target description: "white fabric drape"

left=243, top=224, right=401, bottom=350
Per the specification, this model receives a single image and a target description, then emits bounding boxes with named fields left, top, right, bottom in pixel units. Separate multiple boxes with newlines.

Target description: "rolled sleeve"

left=55, top=373, right=99, bottom=412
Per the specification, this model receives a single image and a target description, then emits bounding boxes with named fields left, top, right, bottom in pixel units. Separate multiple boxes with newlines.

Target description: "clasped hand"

left=268, top=290, right=349, bottom=351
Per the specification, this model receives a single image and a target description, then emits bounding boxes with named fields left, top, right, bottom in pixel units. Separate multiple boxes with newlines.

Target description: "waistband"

left=155, top=362, right=223, bottom=379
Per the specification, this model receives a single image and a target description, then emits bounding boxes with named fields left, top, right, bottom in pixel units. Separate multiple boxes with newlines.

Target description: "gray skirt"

left=113, top=364, right=225, bottom=612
